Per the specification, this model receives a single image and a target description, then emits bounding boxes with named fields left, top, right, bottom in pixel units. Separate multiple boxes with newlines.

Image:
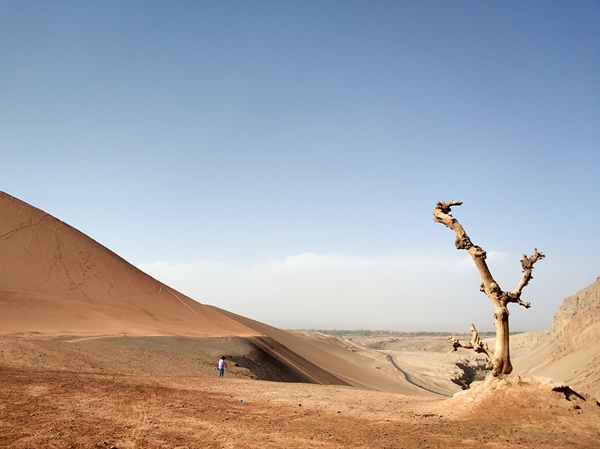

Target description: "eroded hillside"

left=513, top=278, right=599, bottom=398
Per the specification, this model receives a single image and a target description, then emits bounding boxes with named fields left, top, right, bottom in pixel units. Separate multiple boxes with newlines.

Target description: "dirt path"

left=383, top=353, right=449, bottom=397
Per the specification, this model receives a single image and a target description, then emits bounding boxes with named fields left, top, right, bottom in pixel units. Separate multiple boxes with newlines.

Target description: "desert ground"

left=1, top=192, right=599, bottom=448
left=1, top=334, right=598, bottom=449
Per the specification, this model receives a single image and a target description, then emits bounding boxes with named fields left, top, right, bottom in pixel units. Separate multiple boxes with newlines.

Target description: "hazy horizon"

left=2, top=1, right=598, bottom=332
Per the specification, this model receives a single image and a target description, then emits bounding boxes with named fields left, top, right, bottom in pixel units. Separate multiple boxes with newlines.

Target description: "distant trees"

left=433, top=201, right=544, bottom=376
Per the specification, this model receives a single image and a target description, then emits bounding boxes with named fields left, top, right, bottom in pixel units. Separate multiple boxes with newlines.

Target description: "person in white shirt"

left=217, top=356, right=227, bottom=377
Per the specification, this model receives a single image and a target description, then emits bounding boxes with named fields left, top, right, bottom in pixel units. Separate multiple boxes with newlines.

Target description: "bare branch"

left=433, top=200, right=475, bottom=251
left=502, top=292, right=531, bottom=309
left=434, top=200, right=463, bottom=214
left=513, top=248, right=545, bottom=297
left=447, top=324, right=495, bottom=362
left=517, top=299, right=531, bottom=308
left=433, top=200, right=494, bottom=287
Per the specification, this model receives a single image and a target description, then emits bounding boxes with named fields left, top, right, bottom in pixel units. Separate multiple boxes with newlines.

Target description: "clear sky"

left=1, top=1, right=598, bottom=332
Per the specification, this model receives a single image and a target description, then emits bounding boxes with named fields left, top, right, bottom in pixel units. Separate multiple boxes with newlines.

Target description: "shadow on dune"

left=237, top=337, right=351, bottom=385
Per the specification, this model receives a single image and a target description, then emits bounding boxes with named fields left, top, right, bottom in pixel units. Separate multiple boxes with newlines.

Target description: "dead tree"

left=433, top=200, right=544, bottom=376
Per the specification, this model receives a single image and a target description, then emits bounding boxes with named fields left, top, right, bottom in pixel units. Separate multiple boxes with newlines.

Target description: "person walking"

left=217, top=356, right=227, bottom=377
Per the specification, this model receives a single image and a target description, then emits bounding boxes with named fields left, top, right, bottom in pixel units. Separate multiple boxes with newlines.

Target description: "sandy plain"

left=1, top=334, right=598, bottom=449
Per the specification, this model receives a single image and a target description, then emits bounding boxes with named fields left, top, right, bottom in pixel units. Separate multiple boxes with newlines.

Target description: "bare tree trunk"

left=434, top=201, right=544, bottom=376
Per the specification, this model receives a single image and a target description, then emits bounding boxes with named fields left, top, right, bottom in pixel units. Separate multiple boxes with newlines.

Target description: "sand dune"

left=212, top=306, right=433, bottom=395
left=0, top=192, right=258, bottom=338
left=0, top=191, right=426, bottom=393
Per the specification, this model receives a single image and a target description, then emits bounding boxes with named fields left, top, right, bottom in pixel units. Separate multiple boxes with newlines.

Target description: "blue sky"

left=1, top=1, right=598, bottom=331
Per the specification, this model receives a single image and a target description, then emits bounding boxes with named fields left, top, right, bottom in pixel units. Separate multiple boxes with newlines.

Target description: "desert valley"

left=0, top=191, right=598, bottom=448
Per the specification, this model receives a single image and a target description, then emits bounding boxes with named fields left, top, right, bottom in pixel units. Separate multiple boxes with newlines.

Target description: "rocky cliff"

left=512, top=278, right=599, bottom=399
left=549, top=278, right=599, bottom=358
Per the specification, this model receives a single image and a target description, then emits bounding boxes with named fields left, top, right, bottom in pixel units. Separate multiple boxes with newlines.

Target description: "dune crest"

left=0, top=192, right=258, bottom=337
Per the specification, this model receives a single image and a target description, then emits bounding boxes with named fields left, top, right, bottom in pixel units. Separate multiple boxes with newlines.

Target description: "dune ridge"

left=0, top=191, right=258, bottom=337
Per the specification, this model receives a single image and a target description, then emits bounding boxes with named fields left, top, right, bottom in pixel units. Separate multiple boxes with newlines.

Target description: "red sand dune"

left=0, top=192, right=259, bottom=338
left=0, top=191, right=427, bottom=394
